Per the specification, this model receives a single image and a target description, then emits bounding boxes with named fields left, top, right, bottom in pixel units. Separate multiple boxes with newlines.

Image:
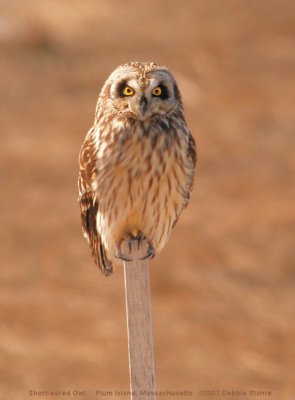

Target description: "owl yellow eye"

left=152, top=87, right=162, bottom=96
left=122, top=86, right=135, bottom=96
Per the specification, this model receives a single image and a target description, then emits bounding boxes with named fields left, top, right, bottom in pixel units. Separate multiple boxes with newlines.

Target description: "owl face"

left=103, top=64, right=181, bottom=121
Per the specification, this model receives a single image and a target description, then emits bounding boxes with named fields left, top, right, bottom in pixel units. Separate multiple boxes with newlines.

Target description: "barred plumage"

left=78, top=62, right=196, bottom=275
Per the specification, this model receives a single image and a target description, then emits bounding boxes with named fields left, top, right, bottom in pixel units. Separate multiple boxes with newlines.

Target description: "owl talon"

left=139, top=244, right=155, bottom=260
left=136, top=232, right=145, bottom=249
left=117, top=233, right=154, bottom=261
left=115, top=251, right=133, bottom=262
left=126, top=233, right=140, bottom=253
left=128, top=238, right=132, bottom=254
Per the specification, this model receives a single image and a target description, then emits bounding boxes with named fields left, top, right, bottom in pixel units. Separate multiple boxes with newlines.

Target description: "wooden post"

left=124, top=240, right=156, bottom=400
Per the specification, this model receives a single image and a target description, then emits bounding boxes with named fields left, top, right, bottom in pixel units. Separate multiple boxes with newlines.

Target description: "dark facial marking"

left=152, top=83, right=169, bottom=100
left=116, top=80, right=128, bottom=97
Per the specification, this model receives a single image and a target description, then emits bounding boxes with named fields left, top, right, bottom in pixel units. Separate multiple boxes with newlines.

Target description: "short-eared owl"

left=78, top=62, right=196, bottom=275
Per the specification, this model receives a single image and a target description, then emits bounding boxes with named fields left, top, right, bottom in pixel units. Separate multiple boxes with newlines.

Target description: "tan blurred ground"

left=0, top=1, right=294, bottom=399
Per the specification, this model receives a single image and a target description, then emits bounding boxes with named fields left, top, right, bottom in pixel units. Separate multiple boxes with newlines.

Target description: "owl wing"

left=187, top=130, right=197, bottom=193
left=78, top=126, right=113, bottom=275
left=172, top=129, right=196, bottom=229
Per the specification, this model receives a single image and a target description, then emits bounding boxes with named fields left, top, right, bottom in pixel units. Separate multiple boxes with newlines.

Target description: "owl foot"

left=115, top=233, right=155, bottom=262
left=140, top=243, right=155, bottom=260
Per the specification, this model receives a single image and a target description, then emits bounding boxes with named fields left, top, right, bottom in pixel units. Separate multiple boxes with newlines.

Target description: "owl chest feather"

left=93, top=121, right=190, bottom=252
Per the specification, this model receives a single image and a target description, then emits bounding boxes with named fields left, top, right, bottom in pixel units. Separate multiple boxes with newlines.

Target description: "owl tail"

left=96, top=241, right=113, bottom=276
left=80, top=193, right=113, bottom=276
left=88, top=227, right=113, bottom=276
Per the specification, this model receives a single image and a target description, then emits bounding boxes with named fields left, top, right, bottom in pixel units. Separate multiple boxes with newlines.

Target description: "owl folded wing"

left=78, top=127, right=113, bottom=275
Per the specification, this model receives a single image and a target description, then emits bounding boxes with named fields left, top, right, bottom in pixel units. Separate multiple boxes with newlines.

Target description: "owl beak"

left=140, top=95, right=148, bottom=116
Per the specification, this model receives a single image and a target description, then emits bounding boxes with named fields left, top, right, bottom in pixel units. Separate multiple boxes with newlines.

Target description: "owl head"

left=99, top=62, right=183, bottom=121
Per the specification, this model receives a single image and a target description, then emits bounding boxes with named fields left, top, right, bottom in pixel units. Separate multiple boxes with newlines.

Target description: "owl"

left=78, top=62, right=196, bottom=275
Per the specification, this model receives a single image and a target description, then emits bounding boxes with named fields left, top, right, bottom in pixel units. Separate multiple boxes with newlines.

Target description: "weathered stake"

left=124, top=240, right=156, bottom=400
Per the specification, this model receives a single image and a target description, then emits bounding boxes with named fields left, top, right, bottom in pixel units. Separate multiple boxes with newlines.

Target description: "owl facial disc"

left=107, top=70, right=178, bottom=121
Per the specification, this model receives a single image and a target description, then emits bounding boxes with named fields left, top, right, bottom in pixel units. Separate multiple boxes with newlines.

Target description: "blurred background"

left=0, top=1, right=294, bottom=399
